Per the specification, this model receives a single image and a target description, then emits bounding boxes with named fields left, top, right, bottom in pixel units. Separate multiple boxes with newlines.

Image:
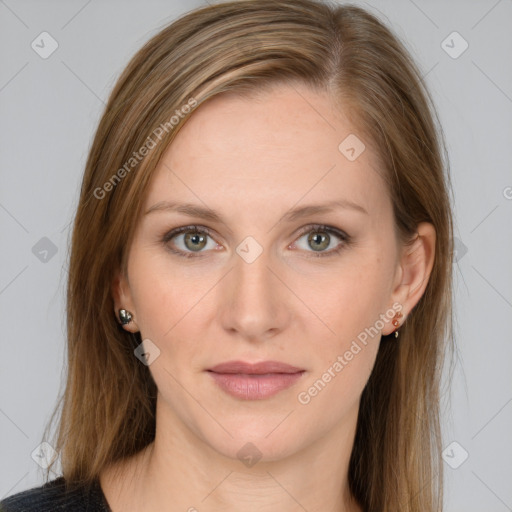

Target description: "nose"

left=218, top=241, right=291, bottom=343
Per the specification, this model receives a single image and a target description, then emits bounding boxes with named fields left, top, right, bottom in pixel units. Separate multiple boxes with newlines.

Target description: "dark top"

left=0, top=477, right=112, bottom=511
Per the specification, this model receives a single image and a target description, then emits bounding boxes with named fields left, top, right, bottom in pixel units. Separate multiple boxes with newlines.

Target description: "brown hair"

left=43, top=1, right=454, bottom=510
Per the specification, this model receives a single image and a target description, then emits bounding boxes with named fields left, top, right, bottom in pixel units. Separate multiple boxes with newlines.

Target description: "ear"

left=111, top=269, right=140, bottom=333
left=382, top=222, right=436, bottom=335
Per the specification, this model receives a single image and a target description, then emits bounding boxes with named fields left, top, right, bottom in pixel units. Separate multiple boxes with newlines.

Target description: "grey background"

left=1, top=0, right=511, bottom=510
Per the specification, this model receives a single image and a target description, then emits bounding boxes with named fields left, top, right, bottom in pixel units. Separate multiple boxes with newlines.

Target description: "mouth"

left=206, top=360, right=306, bottom=400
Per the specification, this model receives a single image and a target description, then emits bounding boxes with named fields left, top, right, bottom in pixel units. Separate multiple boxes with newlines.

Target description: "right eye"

left=162, top=225, right=220, bottom=258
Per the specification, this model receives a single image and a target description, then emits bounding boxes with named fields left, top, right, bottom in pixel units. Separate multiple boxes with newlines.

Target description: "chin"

left=191, top=410, right=310, bottom=466
left=208, top=432, right=303, bottom=467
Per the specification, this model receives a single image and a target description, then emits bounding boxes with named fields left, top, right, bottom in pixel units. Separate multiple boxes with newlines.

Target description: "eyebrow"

left=144, top=199, right=368, bottom=223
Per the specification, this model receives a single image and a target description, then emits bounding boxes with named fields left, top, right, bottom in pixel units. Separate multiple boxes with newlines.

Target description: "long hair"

left=43, top=1, right=454, bottom=510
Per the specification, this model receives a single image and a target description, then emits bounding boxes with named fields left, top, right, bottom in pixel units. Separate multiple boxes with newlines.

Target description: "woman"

left=0, top=0, right=453, bottom=510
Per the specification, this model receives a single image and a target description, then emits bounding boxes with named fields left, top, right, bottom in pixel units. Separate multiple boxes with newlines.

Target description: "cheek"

left=127, top=250, right=223, bottom=368
left=293, top=262, right=388, bottom=415
left=127, top=253, right=180, bottom=345
left=291, top=251, right=394, bottom=400
left=295, top=252, right=394, bottom=344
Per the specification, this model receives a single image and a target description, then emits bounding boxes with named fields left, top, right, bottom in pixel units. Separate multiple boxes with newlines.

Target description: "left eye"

left=291, top=225, right=348, bottom=257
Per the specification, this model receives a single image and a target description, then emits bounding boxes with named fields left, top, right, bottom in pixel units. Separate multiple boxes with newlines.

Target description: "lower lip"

left=208, top=371, right=305, bottom=400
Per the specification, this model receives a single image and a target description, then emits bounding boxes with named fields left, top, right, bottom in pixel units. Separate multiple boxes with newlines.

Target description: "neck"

left=102, top=395, right=363, bottom=512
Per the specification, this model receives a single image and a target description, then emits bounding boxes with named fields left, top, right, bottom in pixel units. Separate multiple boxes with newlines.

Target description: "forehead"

left=145, top=83, right=390, bottom=222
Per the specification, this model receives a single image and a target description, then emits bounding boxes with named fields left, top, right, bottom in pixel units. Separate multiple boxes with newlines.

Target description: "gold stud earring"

left=391, top=311, right=403, bottom=338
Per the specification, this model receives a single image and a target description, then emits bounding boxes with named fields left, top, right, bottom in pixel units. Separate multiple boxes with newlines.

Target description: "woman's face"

left=115, top=83, right=407, bottom=462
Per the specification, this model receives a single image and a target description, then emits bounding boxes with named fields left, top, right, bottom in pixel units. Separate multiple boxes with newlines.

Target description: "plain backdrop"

left=1, top=1, right=511, bottom=510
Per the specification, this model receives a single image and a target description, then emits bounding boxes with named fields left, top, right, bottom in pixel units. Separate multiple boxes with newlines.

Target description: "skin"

left=101, top=82, right=436, bottom=512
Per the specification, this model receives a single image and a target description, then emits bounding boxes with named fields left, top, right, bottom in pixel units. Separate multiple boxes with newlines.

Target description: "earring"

left=118, top=308, right=133, bottom=325
left=391, top=311, right=403, bottom=338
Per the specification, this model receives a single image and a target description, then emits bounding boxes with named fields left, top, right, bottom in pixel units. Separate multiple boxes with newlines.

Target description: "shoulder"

left=0, top=476, right=111, bottom=512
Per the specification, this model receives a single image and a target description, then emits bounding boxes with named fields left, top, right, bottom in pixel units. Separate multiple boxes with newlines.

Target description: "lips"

left=207, top=360, right=305, bottom=400
left=208, top=360, right=304, bottom=375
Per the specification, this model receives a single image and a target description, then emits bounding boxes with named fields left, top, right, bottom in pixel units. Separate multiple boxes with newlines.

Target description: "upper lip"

left=207, top=360, right=305, bottom=374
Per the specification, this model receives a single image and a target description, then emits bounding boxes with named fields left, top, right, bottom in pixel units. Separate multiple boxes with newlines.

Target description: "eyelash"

left=161, top=224, right=351, bottom=259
